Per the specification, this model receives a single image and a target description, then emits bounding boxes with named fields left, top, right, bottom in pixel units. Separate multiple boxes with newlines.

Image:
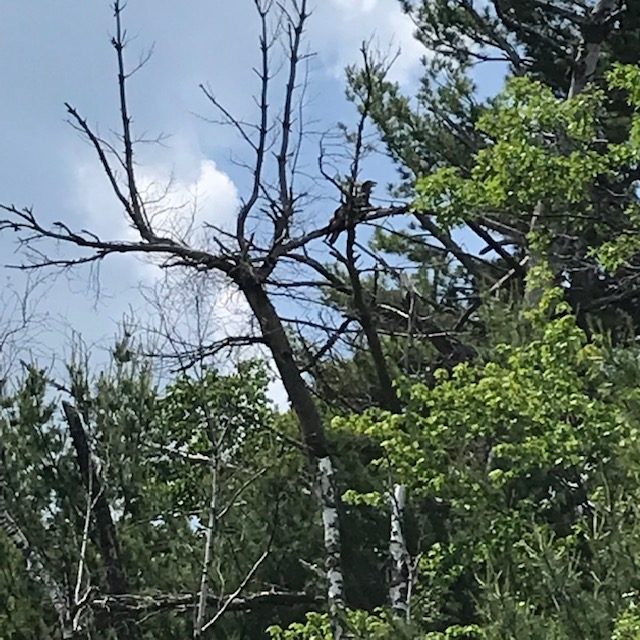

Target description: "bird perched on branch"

left=326, top=179, right=377, bottom=245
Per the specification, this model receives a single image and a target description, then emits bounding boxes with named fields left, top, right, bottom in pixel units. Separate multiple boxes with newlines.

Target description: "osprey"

left=326, top=180, right=377, bottom=245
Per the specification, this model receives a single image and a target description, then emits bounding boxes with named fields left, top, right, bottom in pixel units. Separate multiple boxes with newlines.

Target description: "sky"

left=0, top=0, right=505, bottom=403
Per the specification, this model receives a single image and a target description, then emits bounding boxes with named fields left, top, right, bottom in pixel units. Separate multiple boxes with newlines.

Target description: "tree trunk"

left=569, top=0, right=621, bottom=99
left=194, top=452, right=219, bottom=637
left=241, top=280, right=345, bottom=637
left=63, top=402, right=129, bottom=595
left=341, top=241, right=412, bottom=618
left=317, top=455, right=345, bottom=637
left=389, top=484, right=410, bottom=619
left=345, top=227, right=403, bottom=414
left=62, top=402, right=136, bottom=640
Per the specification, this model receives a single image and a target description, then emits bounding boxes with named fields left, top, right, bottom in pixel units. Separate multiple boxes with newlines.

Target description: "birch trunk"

left=194, top=454, right=219, bottom=637
left=317, top=456, right=344, bottom=639
left=389, top=483, right=410, bottom=619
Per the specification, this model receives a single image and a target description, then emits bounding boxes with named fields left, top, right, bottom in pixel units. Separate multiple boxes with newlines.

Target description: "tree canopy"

left=3, top=0, right=640, bottom=638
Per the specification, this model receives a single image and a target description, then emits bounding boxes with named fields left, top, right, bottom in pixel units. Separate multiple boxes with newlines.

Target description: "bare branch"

left=111, top=0, right=156, bottom=241
left=300, top=318, right=355, bottom=372
left=201, top=551, right=270, bottom=632
left=90, top=589, right=322, bottom=615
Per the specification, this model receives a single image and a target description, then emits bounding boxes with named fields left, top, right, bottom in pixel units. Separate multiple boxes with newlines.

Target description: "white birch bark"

left=316, top=456, right=344, bottom=639
left=194, top=454, right=218, bottom=638
left=389, top=483, right=410, bottom=619
left=72, top=464, right=97, bottom=633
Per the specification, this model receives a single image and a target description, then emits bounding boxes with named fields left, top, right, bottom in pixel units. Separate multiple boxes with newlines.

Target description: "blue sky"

left=0, top=1, right=505, bottom=399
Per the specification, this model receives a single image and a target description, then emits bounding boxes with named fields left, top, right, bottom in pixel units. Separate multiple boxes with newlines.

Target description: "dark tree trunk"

left=240, top=279, right=345, bottom=637
left=241, top=281, right=331, bottom=458
left=62, top=402, right=137, bottom=640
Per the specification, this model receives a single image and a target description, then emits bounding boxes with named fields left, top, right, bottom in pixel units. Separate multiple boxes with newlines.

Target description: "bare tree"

left=0, top=274, right=48, bottom=380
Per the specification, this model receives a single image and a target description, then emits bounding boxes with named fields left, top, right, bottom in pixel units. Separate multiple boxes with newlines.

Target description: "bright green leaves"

left=597, top=201, right=640, bottom=270
left=268, top=611, right=334, bottom=640
left=268, top=608, right=411, bottom=640
left=591, top=64, right=640, bottom=270
left=415, top=66, right=640, bottom=232
left=345, top=302, right=620, bottom=503
left=473, top=79, right=607, bottom=208
left=330, top=291, right=640, bottom=635
left=414, top=62, right=640, bottom=296
left=414, top=166, right=470, bottom=225
left=608, top=64, right=640, bottom=115
left=341, top=489, right=385, bottom=507
left=612, top=605, right=640, bottom=640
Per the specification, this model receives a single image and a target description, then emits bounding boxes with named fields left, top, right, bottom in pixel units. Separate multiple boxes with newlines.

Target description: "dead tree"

left=0, top=2, right=406, bottom=636
left=62, top=401, right=139, bottom=639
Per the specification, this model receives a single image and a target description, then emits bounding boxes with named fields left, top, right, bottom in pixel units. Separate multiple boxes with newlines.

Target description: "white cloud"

left=71, top=150, right=239, bottom=276
left=70, top=147, right=290, bottom=408
left=209, top=286, right=289, bottom=410
left=329, top=0, right=378, bottom=12
left=140, top=159, right=239, bottom=241
left=312, top=0, right=425, bottom=87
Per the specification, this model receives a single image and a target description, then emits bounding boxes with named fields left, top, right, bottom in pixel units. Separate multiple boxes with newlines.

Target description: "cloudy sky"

left=0, top=1, right=502, bottom=398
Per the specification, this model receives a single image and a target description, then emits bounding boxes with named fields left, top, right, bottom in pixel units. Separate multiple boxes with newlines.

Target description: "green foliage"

left=13, top=295, right=640, bottom=638
left=0, top=535, right=54, bottom=640
left=415, top=69, right=640, bottom=233
left=612, top=605, right=640, bottom=640
left=0, top=350, right=322, bottom=638
left=268, top=609, right=406, bottom=640
left=268, top=611, right=333, bottom=640
left=330, top=290, right=640, bottom=638
left=346, top=2, right=640, bottom=346
left=595, top=64, right=640, bottom=270
left=268, top=607, right=485, bottom=639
